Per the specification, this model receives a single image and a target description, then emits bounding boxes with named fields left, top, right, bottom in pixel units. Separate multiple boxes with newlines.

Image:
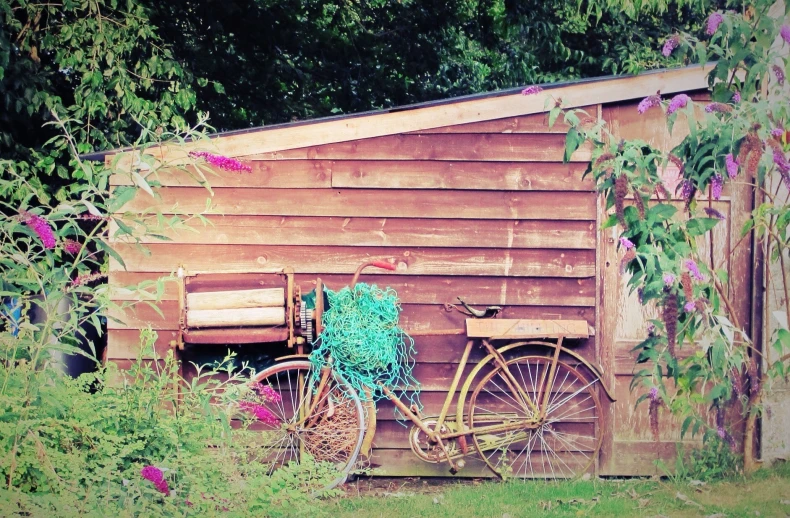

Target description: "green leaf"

left=775, top=329, right=790, bottom=354
left=686, top=218, right=720, bottom=237
left=108, top=186, right=138, bottom=213
left=96, top=239, right=127, bottom=270
left=564, top=128, right=582, bottom=163
left=649, top=203, right=677, bottom=222
left=131, top=171, right=154, bottom=197
left=548, top=107, right=561, bottom=128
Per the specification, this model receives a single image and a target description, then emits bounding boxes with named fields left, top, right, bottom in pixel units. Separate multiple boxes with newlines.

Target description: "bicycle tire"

left=246, top=360, right=365, bottom=491
left=467, top=355, right=602, bottom=479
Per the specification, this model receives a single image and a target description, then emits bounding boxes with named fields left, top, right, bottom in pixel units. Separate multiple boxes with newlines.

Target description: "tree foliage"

left=1, top=0, right=195, bottom=161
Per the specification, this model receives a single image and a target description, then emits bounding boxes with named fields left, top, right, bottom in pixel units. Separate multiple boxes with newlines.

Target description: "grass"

left=328, top=462, right=790, bottom=518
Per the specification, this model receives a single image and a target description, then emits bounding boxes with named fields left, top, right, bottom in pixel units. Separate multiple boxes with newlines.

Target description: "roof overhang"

left=94, top=63, right=713, bottom=166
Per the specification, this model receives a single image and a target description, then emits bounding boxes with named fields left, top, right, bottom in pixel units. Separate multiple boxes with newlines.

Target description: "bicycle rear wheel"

left=245, top=360, right=365, bottom=491
left=467, top=356, right=602, bottom=479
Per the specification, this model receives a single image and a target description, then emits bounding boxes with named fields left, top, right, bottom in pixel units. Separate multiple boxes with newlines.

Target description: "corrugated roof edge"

left=81, top=63, right=712, bottom=162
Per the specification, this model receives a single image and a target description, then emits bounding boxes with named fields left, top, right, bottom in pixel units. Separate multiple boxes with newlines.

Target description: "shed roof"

left=92, top=63, right=712, bottom=164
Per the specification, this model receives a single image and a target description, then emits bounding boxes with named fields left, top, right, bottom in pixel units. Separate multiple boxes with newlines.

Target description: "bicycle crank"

left=408, top=418, right=476, bottom=463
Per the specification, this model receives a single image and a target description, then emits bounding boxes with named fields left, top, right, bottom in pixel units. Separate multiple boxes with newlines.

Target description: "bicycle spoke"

left=469, top=355, right=602, bottom=480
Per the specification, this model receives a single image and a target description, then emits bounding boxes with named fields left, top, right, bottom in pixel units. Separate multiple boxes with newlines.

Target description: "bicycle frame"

left=377, top=336, right=615, bottom=473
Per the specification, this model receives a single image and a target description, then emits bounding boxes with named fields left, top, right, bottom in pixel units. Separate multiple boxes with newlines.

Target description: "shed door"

left=597, top=100, right=753, bottom=475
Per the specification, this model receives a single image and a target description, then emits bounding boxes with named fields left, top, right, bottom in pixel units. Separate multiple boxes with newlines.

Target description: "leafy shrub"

left=0, top=330, right=340, bottom=517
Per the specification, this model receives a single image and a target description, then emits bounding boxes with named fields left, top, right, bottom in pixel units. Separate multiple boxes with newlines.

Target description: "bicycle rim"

left=247, top=360, right=365, bottom=491
left=468, top=356, right=602, bottom=479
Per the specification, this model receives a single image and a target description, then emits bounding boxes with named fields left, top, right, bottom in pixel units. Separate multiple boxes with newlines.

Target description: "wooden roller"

left=186, top=307, right=286, bottom=328
left=186, top=288, right=284, bottom=311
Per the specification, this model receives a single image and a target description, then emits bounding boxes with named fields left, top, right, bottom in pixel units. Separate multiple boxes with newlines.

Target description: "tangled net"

left=309, top=283, right=420, bottom=413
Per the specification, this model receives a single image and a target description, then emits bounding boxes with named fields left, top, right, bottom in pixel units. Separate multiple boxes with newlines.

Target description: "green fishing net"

left=309, top=283, right=420, bottom=416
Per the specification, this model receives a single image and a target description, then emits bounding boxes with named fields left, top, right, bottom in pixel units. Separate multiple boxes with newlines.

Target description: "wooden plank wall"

left=108, top=108, right=601, bottom=477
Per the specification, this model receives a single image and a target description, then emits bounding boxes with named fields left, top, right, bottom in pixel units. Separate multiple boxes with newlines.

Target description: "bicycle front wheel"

left=245, top=360, right=365, bottom=491
left=468, top=356, right=602, bottom=479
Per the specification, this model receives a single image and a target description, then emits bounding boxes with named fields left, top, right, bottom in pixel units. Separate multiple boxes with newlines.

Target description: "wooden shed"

left=104, top=63, right=757, bottom=477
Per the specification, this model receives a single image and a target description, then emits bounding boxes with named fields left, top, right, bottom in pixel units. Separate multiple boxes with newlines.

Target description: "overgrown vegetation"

left=558, top=0, right=790, bottom=474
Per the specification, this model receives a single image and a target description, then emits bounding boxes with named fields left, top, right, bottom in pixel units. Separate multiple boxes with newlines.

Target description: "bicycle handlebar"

left=350, top=260, right=396, bottom=288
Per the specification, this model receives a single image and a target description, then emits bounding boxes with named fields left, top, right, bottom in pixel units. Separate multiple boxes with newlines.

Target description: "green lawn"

left=329, top=463, right=790, bottom=518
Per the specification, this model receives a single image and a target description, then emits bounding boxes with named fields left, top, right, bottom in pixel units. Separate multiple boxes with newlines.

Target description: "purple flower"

left=680, top=179, right=694, bottom=200
left=773, top=65, right=785, bottom=86
left=732, top=91, right=741, bottom=103
left=141, top=466, right=163, bottom=483
left=21, top=211, right=56, bottom=249
left=666, top=94, right=691, bottom=115
left=649, top=387, right=659, bottom=401
left=239, top=401, right=280, bottom=426
left=711, top=173, right=723, bottom=200
left=141, top=466, right=169, bottom=494
left=684, top=301, right=696, bottom=312
left=663, top=273, right=676, bottom=286
left=638, top=95, right=661, bottom=114
left=717, top=426, right=726, bottom=439
left=189, top=151, right=252, bottom=173
left=71, top=272, right=107, bottom=287
left=781, top=25, right=790, bottom=45
left=620, top=237, right=635, bottom=250
left=704, top=207, right=726, bottom=220
left=775, top=149, right=790, bottom=174
left=706, top=13, right=724, bottom=35
left=521, top=85, right=543, bottom=96
left=250, top=382, right=282, bottom=403
left=685, top=259, right=705, bottom=281
left=63, top=239, right=81, bottom=255
left=725, top=153, right=739, bottom=178
left=772, top=128, right=784, bottom=138
left=662, top=35, right=680, bottom=57
left=260, top=385, right=282, bottom=403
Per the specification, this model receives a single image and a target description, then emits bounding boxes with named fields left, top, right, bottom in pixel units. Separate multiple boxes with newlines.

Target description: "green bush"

left=0, top=331, right=340, bottom=517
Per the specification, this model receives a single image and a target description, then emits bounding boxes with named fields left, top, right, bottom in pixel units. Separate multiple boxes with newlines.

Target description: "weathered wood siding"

left=108, top=110, right=599, bottom=477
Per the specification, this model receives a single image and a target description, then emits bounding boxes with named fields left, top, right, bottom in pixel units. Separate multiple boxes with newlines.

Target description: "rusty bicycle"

left=174, top=261, right=615, bottom=489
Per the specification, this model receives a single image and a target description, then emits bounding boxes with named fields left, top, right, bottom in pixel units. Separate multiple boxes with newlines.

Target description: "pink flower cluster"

left=704, top=207, right=726, bottom=220
left=63, top=239, right=81, bottom=255
left=680, top=179, right=694, bottom=200
left=649, top=387, right=660, bottom=401
left=685, top=259, right=705, bottom=281
left=666, top=94, right=690, bottom=115
left=773, top=65, right=785, bottom=86
left=71, top=272, right=107, bottom=287
left=521, top=85, right=543, bottom=96
left=706, top=13, right=724, bottom=35
left=619, top=237, right=634, bottom=250
left=141, top=466, right=169, bottom=495
left=249, top=382, right=282, bottom=403
left=239, top=401, right=280, bottom=426
left=21, top=211, right=56, bottom=249
left=188, top=151, right=252, bottom=173
left=662, top=35, right=680, bottom=57
left=725, top=153, right=739, bottom=178
left=711, top=173, right=723, bottom=200
left=663, top=273, right=676, bottom=286
left=637, top=95, right=661, bottom=114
